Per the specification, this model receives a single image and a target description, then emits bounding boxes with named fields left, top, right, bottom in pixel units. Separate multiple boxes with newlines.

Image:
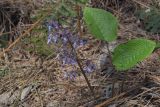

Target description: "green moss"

left=136, top=8, right=160, bottom=33
left=0, top=67, right=10, bottom=77
left=25, top=27, right=54, bottom=57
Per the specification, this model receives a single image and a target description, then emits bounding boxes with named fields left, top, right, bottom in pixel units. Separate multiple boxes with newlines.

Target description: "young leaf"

left=112, top=39, right=156, bottom=71
left=83, top=7, right=118, bottom=42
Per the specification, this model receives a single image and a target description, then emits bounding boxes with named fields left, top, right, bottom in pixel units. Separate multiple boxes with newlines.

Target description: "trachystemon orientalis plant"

left=46, top=0, right=157, bottom=98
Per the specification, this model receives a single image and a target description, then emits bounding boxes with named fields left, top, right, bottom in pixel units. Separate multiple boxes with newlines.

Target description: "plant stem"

left=67, top=37, right=95, bottom=99
left=106, top=42, right=113, bottom=66
left=76, top=5, right=83, bottom=37
left=66, top=5, right=95, bottom=99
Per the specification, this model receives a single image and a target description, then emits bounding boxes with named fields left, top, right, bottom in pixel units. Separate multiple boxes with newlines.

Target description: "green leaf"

left=112, top=39, right=156, bottom=71
left=83, top=7, right=118, bottom=42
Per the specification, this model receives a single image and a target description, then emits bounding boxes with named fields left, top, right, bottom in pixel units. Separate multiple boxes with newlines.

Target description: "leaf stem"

left=106, top=42, right=113, bottom=66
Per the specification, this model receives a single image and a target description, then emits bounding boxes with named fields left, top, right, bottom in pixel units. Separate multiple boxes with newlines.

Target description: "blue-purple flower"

left=83, top=60, right=96, bottom=73
left=48, top=25, right=52, bottom=32
left=52, top=33, right=59, bottom=43
left=64, top=71, right=77, bottom=80
left=62, top=56, right=77, bottom=65
left=47, top=34, right=52, bottom=44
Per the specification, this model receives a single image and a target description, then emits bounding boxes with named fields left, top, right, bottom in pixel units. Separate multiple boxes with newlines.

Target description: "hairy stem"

left=76, top=5, right=83, bottom=37
left=65, top=5, right=95, bottom=98
left=106, top=42, right=113, bottom=66
left=67, top=37, right=95, bottom=99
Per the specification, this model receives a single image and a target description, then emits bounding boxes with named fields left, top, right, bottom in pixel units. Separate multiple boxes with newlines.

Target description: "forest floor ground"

left=0, top=0, right=160, bottom=107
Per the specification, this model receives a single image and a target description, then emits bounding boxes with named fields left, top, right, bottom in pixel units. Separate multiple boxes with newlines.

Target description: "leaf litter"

left=0, top=0, right=160, bottom=107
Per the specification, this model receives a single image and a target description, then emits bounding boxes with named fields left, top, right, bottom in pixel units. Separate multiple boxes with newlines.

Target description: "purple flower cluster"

left=83, top=60, right=96, bottom=73
left=47, top=19, right=96, bottom=80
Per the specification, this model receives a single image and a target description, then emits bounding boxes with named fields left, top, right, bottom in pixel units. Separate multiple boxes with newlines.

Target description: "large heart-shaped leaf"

left=112, top=39, right=156, bottom=71
left=83, top=7, right=118, bottom=42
